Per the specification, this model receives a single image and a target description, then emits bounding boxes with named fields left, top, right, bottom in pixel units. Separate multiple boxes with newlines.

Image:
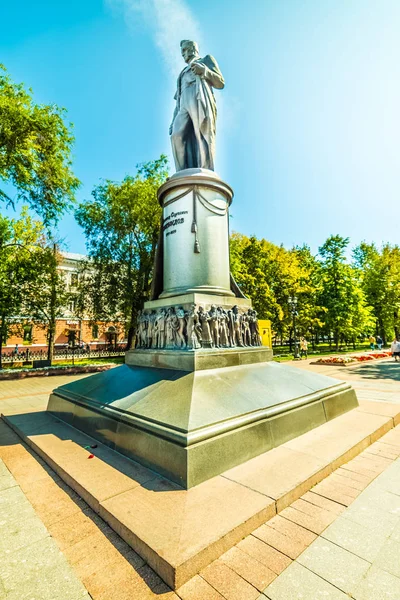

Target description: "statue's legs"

left=171, top=91, right=212, bottom=171
left=171, top=108, right=191, bottom=171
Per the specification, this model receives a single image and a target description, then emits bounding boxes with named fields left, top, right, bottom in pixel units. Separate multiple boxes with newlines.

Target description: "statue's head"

left=180, top=40, right=199, bottom=63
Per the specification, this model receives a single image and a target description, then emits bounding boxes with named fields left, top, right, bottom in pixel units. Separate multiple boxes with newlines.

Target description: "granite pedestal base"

left=47, top=354, right=358, bottom=488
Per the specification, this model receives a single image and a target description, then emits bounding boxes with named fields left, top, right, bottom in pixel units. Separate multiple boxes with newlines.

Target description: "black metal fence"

left=1, top=346, right=127, bottom=364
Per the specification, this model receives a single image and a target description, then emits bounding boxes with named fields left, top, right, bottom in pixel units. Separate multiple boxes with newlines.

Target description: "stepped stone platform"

left=3, top=401, right=398, bottom=589
left=46, top=354, right=358, bottom=488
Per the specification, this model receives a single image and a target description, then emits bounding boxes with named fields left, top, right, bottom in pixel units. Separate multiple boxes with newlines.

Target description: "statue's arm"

left=202, top=55, right=225, bottom=90
left=169, top=91, right=179, bottom=135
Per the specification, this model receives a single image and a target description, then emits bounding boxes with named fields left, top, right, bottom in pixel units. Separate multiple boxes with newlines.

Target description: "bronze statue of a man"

left=169, top=40, right=224, bottom=172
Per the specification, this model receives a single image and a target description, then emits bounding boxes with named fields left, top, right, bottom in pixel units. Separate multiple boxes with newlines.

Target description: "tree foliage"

left=230, top=232, right=374, bottom=348
left=23, top=243, right=70, bottom=362
left=313, top=235, right=373, bottom=349
left=75, top=156, right=168, bottom=349
left=354, top=242, right=400, bottom=343
left=230, top=234, right=324, bottom=343
left=0, top=64, right=80, bottom=223
left=0, top=209, right=45, bottom=366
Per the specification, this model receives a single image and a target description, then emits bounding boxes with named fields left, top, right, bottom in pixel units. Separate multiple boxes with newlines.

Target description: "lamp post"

left=288, top=296, right=300, bottom=360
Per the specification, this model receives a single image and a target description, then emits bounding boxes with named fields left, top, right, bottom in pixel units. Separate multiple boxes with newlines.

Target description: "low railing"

left=1, top=346, right=127, bottom=364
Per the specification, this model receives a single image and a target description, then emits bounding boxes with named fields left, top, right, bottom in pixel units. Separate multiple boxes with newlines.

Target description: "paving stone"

left=82, top=551, right=146, bottom=598
left=24, top=477, right=87, bottom=526
left=279, top=504, right=336, bottom=534
left=201, top=559, right=260, bottom=600
left=297, top=537, right=370, bottom=594
left=352, top=453, right=394, bottom=471
left=0, top=463, right=17, bottom=492
left=328, top=471, right=371, bottom=492
left=237, top=535, right=292, bottom=574
left=5, top=561, right=91, bottom=600
left=300, top=491, right=346, bottom=515
left=0, top=485, right=36, bottom=524
left=220, top=546, right=276, bottom=591
left=341, top=456, right=391, bottom=478
left=264, top=561, right=350, bottom=600
left=371, top=470, right=400, bottom=495
left=290, top=497, right=340, bottom=519
left=263, top=515, right=317, bottom=545
left=314, top=477, right=361, bottom=499
left=0, top=536, right=65, bottom=592
left=46, top=507, right=107, bottom=551
left=152, top=583, right=181, bottom=599
left=176, top=574, right=225, bottom=599
left=380, top=429, right=400, bottom=447
left=252, top=523, right=311, bottom=560
left=378, top=439, right=400, bottom=454
left=365, top=441, right=400, bottom=460
left=350, top=488, right=400, bottom=517
left=0, top=513, right=49, bottom=555
left=335, top=467, right=374, bottom=486
left=389, top=519, right=400, bottom=543
left=373, top=538, right=400, bottom=578
left=342, top=500, right=399, bottom=537
left=64, top=529, right=131, bottom=581
left=352, top=565, right=400, bottom=600
left=322, top=515, right=389, bottom=562
left=311, top=481, right=358, bottom=506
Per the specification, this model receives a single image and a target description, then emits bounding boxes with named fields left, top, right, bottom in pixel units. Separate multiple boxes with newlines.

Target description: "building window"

left=70, top=273, right=79, bottom=288
left=23, top=325, right=33, bottom=343
left=92, top=324, right=99, bottom=339
left=68, top=299, right=76, bottom=313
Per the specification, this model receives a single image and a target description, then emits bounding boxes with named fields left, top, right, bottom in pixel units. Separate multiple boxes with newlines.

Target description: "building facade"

left=4, top=252, right=126, bottom=352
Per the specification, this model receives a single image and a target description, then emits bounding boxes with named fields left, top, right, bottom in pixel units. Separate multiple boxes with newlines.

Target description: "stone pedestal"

left=158, top=169, right=234, bottom=298
left=47, top=168, right=359, bottom=490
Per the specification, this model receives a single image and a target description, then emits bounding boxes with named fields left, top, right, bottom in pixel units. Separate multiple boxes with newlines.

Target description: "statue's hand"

left=191, top=62, right=206, bottom=76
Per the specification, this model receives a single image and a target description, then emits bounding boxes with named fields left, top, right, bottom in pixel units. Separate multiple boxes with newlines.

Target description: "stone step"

left=2, top=399, right=399, bottom=590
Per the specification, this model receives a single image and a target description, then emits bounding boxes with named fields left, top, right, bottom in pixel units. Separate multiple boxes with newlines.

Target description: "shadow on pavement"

left=347, top=361, right=400, bottom=381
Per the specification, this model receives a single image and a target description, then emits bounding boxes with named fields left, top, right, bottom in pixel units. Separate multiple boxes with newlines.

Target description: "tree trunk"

left=0, top=313, right=5, bottom=370
left=47, top=244, right=58, bottom=363
left=47, top=323, right=55, bottom=363
left=334, top=331, right=339, bottom=351
left=378, top=317, right=386, bottom=346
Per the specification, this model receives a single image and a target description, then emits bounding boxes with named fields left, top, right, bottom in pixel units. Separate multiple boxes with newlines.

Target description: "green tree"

left=0, top=64, right=80, bottom=223
left=75, top=156, right=168, bottom=349
left=354, top=242, right=400, bottom=344
left=291, top=245, right=326, bottom=348
left=318, top=235, right=373, bottom=350
left=24, top=243, right=70, bottom=362
left=0, top=208, right=47, bottom=367
left=230, top=234, right=323, bottom=345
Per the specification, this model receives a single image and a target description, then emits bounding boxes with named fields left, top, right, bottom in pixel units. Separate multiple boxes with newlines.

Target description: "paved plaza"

left=0, top=358, right=399, bottom=599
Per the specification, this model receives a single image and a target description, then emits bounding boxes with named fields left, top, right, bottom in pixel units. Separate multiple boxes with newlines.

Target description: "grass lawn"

left=1, top=356, right=125, bottom=370
left=272, top=342, right=387, bottom=362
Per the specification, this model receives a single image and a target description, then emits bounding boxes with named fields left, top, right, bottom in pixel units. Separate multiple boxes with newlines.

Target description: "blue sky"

left=1, top=0, right=399, bottom=255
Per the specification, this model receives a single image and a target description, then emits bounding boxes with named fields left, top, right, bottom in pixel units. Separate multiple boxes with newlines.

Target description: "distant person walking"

left=300, top=337, right=308, bottom=359
left=391, top=338, right=400, bottom=362
left=13, top=344, right=19, bottom=356
left=376, top=335, right=383, bottom=350
left=369, top=335, right=376, bottom=351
